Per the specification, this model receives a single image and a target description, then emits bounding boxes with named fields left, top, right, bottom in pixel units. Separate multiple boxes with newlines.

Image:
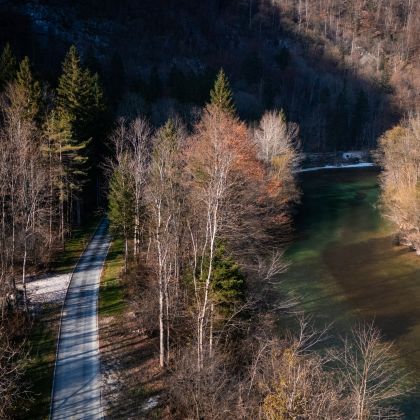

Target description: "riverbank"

left=299, top=150, right=375, bottom=172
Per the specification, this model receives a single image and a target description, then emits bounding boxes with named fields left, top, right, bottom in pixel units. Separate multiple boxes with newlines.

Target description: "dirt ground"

left=99, top=308, right=166, bottom=419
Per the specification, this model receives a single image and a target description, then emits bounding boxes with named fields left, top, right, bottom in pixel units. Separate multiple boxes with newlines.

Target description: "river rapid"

left=285, top=168, right=420, bottom=417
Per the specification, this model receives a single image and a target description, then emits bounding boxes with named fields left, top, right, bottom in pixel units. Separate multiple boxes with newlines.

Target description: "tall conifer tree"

left=210, top=68, right=235, bottom=116
left=15, top=56, right=41, bottom=120
left=210, top=243, right=245, bottom=318
left=44, top=108, right=89, bottom=241
left=57, top=45, right=105, bottom=142
left=55, top=45, right=106, bottom=217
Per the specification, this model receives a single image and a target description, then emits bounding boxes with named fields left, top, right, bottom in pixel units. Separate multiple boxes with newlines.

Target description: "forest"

left=0, top=0, right=419, bottom=419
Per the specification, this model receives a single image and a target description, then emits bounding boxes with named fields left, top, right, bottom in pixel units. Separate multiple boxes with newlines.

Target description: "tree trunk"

left=49, top=187, right=53, bottom=250
left=60, top=193, right=65, bottom=248
left=133, top=214, right=139, bottom=256
left=11, top=195, right=16, bottom=292
left=124, top=236, right=128, bottom=273
left=159, top=277, right=164, bottom=367
left=22, top=242, right=28, bottom=313
left=59, top=147, right=65, bottom=247
left=209, top=302, right=214, bottom=358
left=165, top=283, right=170, bottom=366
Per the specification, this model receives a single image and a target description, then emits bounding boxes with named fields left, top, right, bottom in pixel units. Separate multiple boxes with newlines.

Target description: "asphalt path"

left=51, top=219, right=110, bottom=420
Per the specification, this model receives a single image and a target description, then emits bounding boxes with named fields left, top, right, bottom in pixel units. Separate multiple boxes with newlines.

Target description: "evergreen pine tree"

left=108, top=168, right=135, bottom=236
left=0, top=43, right=17, bottom=90
left=108, top=167, right=135, bottom=265
left=159, top=118, right=177, bottom=145
left=57, top=45, right=105, bottom=142
left=210, top=68, right=235, bottom=116
left=44, top=109, right=89, bottom=239
left=88, top=71, right=106, bottom=137
left=210, top=243, right=246, bottom=318
left=45, top=109, right=89, bottom=193
left=56, top=46, right=106, bottom=212
left=151, top=118, right=180, bottom=168
left=15, top=56, right=42, bottom=119
left=55, top=45, right=94, bottom=185
left=57, top=46, right=85, bottom=116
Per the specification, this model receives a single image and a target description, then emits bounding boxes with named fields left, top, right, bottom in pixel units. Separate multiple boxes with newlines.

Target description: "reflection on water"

left=285, top=168, right=420, bottom=418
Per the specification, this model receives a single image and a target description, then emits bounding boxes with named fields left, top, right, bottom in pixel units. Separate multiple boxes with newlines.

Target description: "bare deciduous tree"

left=335, top=322, right=409, bottom=420
left=147, top=119, right=184, bottom=367
left=375, top=113, right=420, bottom=254
left=1, top=83, right=50, bottom=312
left=254, top=109, right=301, bottom=202
left=185, top=106, right=235, bottom=369
left=127, top=117, right=152, bottom=257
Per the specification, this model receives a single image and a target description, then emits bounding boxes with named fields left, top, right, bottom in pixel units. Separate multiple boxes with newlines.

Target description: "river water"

left=285, top=168, right=420, bottom=417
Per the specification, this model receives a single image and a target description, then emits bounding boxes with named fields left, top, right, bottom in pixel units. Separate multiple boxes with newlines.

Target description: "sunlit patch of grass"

left=99, top=237, right=125, bottom=318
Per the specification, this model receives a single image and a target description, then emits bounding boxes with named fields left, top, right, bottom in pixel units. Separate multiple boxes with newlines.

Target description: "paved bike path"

left=51, top=219, right=110, bottom=420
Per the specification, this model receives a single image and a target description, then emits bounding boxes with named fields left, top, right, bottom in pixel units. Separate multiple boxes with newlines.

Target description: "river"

left=285, top=168, right=420, bottom=418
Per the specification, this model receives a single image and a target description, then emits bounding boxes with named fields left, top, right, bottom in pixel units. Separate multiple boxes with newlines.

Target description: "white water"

left=298, top=162, right=375, bottom=173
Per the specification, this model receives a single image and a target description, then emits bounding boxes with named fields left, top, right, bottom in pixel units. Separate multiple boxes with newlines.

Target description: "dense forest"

left=0, top=1, right=419, bottom=419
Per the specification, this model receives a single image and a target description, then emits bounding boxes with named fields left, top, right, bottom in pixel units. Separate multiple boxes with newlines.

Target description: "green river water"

left=285, top=168, right=420, bottom=417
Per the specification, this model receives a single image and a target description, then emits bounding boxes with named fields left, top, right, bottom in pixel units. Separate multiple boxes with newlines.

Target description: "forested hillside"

left=1, top=0, right=419, bottom=150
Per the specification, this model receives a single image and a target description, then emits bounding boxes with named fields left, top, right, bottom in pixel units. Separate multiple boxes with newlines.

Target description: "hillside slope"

left=1, top=0, right=418, bottom=150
